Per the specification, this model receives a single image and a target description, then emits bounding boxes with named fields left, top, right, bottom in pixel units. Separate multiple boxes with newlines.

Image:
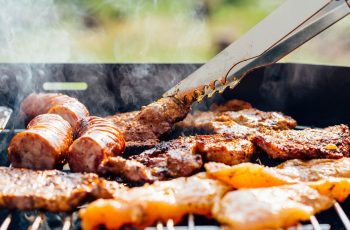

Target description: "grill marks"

left=98, top=134, right=255, bottom=183
left=253, top=125, right=350, bottom=160
left=0, top=167, right=123, bottom=212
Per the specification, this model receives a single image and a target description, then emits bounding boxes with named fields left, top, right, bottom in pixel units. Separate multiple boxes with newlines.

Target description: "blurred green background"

left=0, top=0, right=349, bottom=65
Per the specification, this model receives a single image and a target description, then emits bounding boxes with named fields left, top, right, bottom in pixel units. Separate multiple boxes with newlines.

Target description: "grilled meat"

left=20, top=93, right=89, bottom=132
left=0, top=167, right=123, bottom=212
left=206, top=158, right=350, bottom=188
left=68, top=116, right=125, bottom=173
left=209, top=99, right=252, bottom=112
left=79, top=173, right=231, bottom=230
left=99, top=134, right=255, bottom=183
left=253, top=125, right=350, bottom=159
left=108, top=97, right=191, bottom=148
left=98, top=136, right=202, bottom=183
left=213, top=184, right=333, bottom=230
left=178, top=108, right=297, bottom=135
left=206, top=158, right=350, bottom=201
left=8, top=114, right=73, bottom=170
left=107, top=111, right=160, bottom=148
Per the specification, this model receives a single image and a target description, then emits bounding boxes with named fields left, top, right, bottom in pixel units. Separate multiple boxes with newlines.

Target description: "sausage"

left=68, top=116, right=125, bottom=173
left=8, top=114, right=73, bottom=170
left=20, top=93, right=89, bottom=132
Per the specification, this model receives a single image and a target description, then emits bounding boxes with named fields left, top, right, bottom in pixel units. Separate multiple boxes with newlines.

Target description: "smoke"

left=0, top=0, right=74, bottom=62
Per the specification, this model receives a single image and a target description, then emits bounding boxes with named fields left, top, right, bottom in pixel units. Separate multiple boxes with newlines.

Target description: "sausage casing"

left=68, top=116, right=125, bottom=173
left=8, top=114, right=73, bottom=170
left=20, top=93, right=89, bottom=132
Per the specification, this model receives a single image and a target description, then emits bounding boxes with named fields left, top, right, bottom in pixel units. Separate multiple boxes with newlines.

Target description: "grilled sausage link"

left=8, top=114, right=73, bottom=170
left=68, top=116, right=125, bottom=173
left=20, top=93, right=89, bottom=132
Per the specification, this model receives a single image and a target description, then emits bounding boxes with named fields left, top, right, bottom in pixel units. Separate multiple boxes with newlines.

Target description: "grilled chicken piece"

left=68, top=116, right=125, bottom=173
left=20, top=93, right=89, bottom=132
left=8, top=114, right=73, bottom=170
left=206, top=158, right=350, bottom=201
left=253, top=125, right=350, bottom=159
left=108, top=97, right=191, bottom=148
left=213, top=184, right=333, bottom=230
left=99, top=134, right=255, bottom=183
left=79, top=173, right=231, bottom=230
left=0, top=167, right=123, bottom=212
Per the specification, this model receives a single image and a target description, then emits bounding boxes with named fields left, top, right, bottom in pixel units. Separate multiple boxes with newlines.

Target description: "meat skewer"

left=79, top=173, right=230, bottom=230
left=8, top=114, right=73, bottom=170
left=213, top=184, right=333, bottom=230
left=0, top=166, right=123, bottom=212
left=68, top=116, right=125, bottom=173
left=206, top=158, right=350, bottom=201
left=20, top=93, right=89, bottom=133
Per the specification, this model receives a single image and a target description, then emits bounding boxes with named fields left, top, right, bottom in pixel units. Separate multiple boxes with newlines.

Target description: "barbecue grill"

left=0, top=63, right=350, bottom=229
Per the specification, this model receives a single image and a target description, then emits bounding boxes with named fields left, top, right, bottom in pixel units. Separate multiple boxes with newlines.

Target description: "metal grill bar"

left=29, top=214, right=43, bottom=230
left=0, top=214, right=11, bottom=230
left=62, top=215, right=71, bottom=230
left=310, top=215, right=321, bottom=230
left=334, top=202, right=350, bottom=229
left=188, top=214, right=194, bottom=230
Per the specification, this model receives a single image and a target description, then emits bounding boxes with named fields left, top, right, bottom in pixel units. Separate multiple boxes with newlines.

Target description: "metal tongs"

left=164, top=0, right=350, bottom=103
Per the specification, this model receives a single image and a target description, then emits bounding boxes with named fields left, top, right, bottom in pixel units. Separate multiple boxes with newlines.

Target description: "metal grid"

left=1, top=107, right=350, bottom=229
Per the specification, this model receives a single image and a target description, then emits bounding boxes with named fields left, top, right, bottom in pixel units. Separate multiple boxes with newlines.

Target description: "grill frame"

left=0, top=63, right=350, bottom=229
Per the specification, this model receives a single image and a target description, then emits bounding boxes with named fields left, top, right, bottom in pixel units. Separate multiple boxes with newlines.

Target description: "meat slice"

left=68, top=116, right=125, bottom=173
left=209, top=99, right=252, bottom=112
left=178, top=108, right=297, bottom=135
left=253, top=125, right=350, bottom=159
left=107, top=97, right=191, bottom=148
left=98, top=136, right=202, bottom=183
left=20, top=93, right=89, bottom=132
left=99, top=134, right=255, bottom=183
left=8, top=114, right=73, bottom=170
left=213, top=185, right=333, bottom=230
left=79, top=173, right=231, bottom=230
left=0, top=167, right=123, bottom=212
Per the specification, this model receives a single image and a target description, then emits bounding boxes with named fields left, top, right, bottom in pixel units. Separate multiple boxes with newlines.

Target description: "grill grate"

left=1, top=96, right=350, bottom=229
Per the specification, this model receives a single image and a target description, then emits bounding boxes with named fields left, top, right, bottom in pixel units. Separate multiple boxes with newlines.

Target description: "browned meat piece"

left=0, top=167, right=123, bottom=212
left=196, top=135, right=255, bottom=165
left=253, top=125, right=350, bottom=160
left=68, top=116, right=125, bottom=173
left=99, top=136, right=201, bottom=183
left=107, top=111, right=160, bottom=148
left=20, top=93, right=89, bottom=132
left=99, top=134, right=255, bottom=183
left=8, top=114, right=73, bottom=170
left=209, top=99, right=252, bottom=112
left=107, top=97, right=191, bottom=148
left=178, top=108, right=296, bottom=135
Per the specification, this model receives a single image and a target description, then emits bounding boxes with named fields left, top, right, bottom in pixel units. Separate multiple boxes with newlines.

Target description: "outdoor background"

left=0, top=0, right=349, bottom=65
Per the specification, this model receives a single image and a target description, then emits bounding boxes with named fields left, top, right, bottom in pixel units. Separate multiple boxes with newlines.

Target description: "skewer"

left=28, top=214, right=43, bottom=230
left=156, top=221, right=164, bottom=230
left=62, top=215, right=72, bottom=230
left=334, top=202, right=350, bottom=230
left=188, top=214, right=195, bottom=230
left=310, top=215, right=321, bottom=230
left=0, top=214, right=11, bottom=230
left=166, top=219, right=175, bottom=230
